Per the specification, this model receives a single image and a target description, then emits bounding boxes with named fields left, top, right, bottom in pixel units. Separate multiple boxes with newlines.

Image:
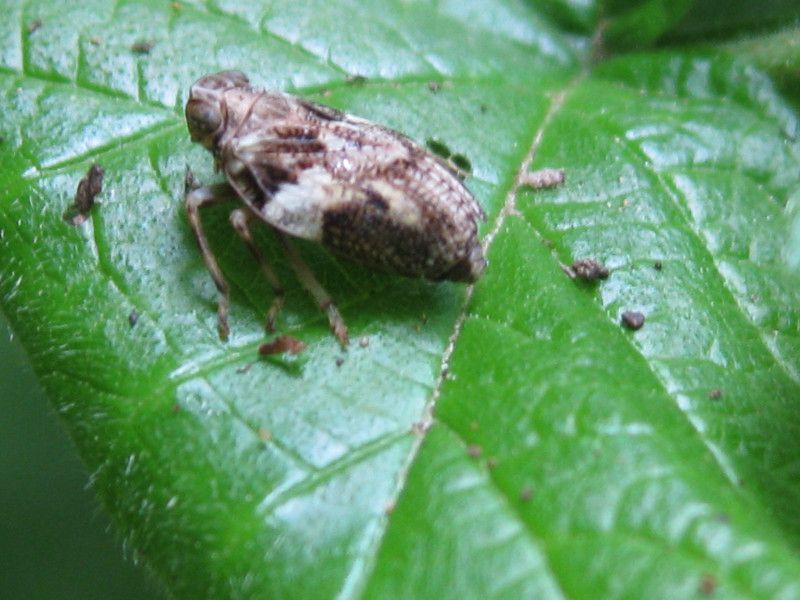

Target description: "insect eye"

left=185, top=100, right=222, bottom=137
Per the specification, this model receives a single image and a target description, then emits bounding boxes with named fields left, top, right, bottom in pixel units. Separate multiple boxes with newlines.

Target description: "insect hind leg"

left=277, top=232, right=349, bottom=349
left=229, top=208, right=285, bottom=332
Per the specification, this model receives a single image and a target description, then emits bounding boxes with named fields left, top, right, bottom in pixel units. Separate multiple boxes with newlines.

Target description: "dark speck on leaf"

left=259, top=335, right=305, bottom=356
left=654, top=260, right=663, bottom=271
left=708, top=389, right=723, bottom=400
left=236, top=363, right=253, bottom=374
left=63, top=163, right=104, bottom=226
left=520, top=485, right=533, bottom=502
left=131, top=39, right=155, bottom=54
left=467, top=444, right=482, bottom=458
left=562, top=258, right=609, bottom=282
left=427, top=81, right=441, bottom=92
left=26, top=19, right=42, bottom=35
left=621, top=311, right=645, bottom=330
left=345, top=74, right=367, bottom=85
left=128, top=309, right=139, bottom=328
left=698, top=573, right=717, bottom=596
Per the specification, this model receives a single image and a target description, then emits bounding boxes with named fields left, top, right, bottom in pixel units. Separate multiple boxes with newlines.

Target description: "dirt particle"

left=563, top=258, right=609, bottom=282
left=466, top=444, right=482, bottom=458
left=345, top=74, right=367, bottom=85
left=335, top=356, right=345, bottom=367
left=128, top=309, right=139, bottom=328
left=708, top=388, right=723, bottom=400
left=654, top=260, right=663, bottom=271
left=621, top=311, right=645, bottom=330
left=236, top=363, right=254, bottom=374
left=131, top=39, right=155, bottom=54
left=63, top=163, right=104, bottom=226
left=258, top=335, right=305, bottom=356
left=520, top=168, right=565, bottom=190
left=89, top=36, right=102, bottom=46
left=26, top=19, right=42, bottom=35
left=698, top=573, right=717, bottom=596
left=520, top=485, right=533, bottom=502
left=427, top=81, right=441, bottom=92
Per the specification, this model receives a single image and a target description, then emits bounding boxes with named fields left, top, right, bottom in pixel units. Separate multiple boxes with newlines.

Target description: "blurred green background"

left=0, top=311, right=156, bottom=599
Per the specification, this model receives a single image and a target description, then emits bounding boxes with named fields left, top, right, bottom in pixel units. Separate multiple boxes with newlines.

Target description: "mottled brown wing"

left=227, top=111, right=486, bottom=281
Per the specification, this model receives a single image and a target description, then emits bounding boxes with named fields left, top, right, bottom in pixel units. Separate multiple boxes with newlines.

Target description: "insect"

left=184, top=71, right=486, bottom=347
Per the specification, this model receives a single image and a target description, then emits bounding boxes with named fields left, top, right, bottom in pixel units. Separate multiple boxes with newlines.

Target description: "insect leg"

left=229, top=208, right=285, bottom=332
left=277, top=232, right=349, bottom=348
left=185, top=183, right=237, bottom=340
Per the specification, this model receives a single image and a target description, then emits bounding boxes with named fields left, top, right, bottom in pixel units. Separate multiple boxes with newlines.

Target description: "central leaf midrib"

left=339, top=72, right=585, bottom=600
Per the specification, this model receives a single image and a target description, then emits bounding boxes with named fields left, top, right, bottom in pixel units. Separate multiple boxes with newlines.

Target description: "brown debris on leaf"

left=698, top=573, right=717, bottom=596
left=520, top=168, right=565, bottom=190
left=26, top=19, right=43, bottom=35
left=561, top=258, right=609, bottom=282
left=345, top=74, right=367, bottom=85
left=63, top=164, right=104, bottom=226
left=258, top=335, right=306, bottom=356
left=621, top=311, right=646, bottom=330
left=131, top=39, right=155, bottom=54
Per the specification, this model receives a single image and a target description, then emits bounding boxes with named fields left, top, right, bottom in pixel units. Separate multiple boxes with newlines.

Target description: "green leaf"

left=2, top=1, right=800, bottom=598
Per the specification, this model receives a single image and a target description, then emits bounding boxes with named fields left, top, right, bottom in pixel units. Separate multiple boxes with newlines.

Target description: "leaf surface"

left=1, top=1, right=800, bottom=598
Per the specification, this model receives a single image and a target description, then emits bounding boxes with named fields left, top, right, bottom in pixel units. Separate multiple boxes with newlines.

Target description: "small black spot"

left=131, top=39, right=155, bottom=54
left=345, top=74, right=367, bottom=85
left=365, top=190, right=389, bottom=212
left=262, top=163, right=295, bottom=191
left=621, top=311, right=645, bottom=330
